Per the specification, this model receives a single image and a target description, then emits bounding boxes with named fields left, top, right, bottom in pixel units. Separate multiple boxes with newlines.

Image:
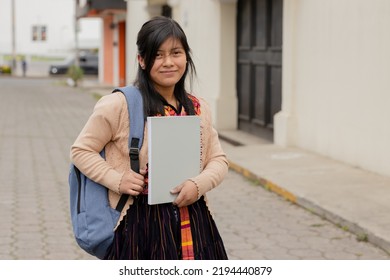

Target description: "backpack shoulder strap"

left=113, top=85, right=144, bottom=168
left=112, top=85, right=145, bottom=210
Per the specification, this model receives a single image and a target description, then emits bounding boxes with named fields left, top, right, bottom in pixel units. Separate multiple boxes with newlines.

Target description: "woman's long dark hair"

left=134, top=16, right=197, bottom=117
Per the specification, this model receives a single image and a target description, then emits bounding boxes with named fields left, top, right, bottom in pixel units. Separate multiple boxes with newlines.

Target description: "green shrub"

left=0, top=65, right=12, bottom=74
left=67, top=65, right=84, bottom=87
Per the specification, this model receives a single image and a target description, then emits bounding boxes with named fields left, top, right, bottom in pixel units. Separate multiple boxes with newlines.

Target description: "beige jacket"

left=70, top=91, right=228, bottom=227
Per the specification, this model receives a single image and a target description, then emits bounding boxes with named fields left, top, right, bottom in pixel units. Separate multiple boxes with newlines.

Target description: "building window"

left=32, top=25, right=47, bottom=41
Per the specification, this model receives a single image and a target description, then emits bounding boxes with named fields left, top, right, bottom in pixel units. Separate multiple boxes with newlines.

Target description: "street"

left=0, top=76, right=389, bottom=260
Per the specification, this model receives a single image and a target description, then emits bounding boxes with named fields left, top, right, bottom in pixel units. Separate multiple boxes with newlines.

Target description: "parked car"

left=49, top=52, right=98, bottom=75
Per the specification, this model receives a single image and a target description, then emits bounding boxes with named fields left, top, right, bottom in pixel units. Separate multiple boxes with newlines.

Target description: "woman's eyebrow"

left=157, top=47, right=184, bottom=52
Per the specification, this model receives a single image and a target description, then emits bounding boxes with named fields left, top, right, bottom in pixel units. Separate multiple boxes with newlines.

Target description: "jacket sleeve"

left=70, top=93, right=125, bottom=194
left=189, top=98, right=229, bottom=197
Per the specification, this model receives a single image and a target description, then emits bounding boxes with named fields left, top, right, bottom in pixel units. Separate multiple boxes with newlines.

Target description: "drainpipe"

left=11, top=0, right=17, bottom=73
left=74, top=0, right=80, bottom=67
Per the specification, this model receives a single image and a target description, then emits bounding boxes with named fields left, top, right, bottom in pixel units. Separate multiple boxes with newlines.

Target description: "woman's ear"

left=137, top=55, right=145, bottom=70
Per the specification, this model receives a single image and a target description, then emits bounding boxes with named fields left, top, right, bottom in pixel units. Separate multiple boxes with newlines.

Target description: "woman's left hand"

left=171, top=180, right=198, bottom=207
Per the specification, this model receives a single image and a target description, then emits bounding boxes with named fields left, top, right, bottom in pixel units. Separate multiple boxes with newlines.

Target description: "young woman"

left=70, top=16, right=228, bottom=260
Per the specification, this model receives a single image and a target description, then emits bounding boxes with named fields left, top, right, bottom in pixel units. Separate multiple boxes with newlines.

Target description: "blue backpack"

left=68, top=86, right=144, bottom=259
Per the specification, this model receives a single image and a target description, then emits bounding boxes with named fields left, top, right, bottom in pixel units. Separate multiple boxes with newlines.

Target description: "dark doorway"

left=237, top=0, right=283, bottom=140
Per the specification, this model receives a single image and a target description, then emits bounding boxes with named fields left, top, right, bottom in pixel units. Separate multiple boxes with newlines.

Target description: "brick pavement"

left=0, top=77, right=95, bottom=259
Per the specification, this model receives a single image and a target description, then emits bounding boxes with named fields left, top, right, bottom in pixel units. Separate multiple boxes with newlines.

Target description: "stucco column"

left=215, top=0, right=238, bottom=130
left=126, top=0, right=150, bottom=84
left=274, top=0, right=297, bottom=146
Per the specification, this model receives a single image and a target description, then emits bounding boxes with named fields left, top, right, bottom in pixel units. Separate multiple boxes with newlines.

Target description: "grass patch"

left=31, top=55, right=65, bottom=62
left=51, top=80, right=68, bottom=87
left=92, top=92, right=103, bottom=101
left=310, top=223, right=325, bottom=228
left=2, top=54, right=65, bottom=62
left=356, top=233, right=368, bottom=242
left=341, top=225, right=349, bottom=232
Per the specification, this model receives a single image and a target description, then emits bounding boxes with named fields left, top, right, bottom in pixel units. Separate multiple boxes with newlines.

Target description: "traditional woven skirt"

left=104, top=195, right=228, bottom=260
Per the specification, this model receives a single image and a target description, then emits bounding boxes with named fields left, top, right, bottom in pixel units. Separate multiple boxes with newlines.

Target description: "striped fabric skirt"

left=104, top=195, right=228, bottom=260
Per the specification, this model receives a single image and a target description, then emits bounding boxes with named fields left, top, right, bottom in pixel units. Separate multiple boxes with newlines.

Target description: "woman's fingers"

left=119, top=170, right=145, bottom=195
left=172, top=180, right=198, bottom=207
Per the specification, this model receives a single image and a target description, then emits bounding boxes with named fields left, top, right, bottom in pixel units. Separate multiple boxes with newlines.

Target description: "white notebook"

left=147, top=115, right=201, bottom=205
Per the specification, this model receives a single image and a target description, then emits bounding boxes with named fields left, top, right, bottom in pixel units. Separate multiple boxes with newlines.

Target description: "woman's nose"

left=162, top=54, right=174, bottom=65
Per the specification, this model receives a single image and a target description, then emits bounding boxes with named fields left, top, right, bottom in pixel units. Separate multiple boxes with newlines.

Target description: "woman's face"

left=148, top=37, right=187, bottom=93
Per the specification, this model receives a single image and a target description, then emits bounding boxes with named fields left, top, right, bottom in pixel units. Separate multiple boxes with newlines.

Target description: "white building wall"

left=0, top=0, right=100, bottom=57
left=126, top=0, right=237, bottom=129
left=0, top=0, right=13, bottom=53
left=177, top=0, right=237, bottom=130
left=78, top=18, right=102, bottom=50
left=275, top=0, right=390, bottom=177
left=177, top=0, right=222, bottom=125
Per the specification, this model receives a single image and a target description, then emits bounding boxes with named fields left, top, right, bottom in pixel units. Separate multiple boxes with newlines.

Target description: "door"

left=237, top=0, right=283, bottom=140
left=118, top=21, right=126, bottom=86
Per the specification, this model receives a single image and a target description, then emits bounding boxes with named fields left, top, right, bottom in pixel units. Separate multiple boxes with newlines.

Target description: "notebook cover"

left=147, top=115, right=201, bottom=205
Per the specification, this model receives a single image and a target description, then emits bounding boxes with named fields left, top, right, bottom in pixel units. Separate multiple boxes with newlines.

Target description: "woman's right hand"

left=118, top=169, right=145, bottom=196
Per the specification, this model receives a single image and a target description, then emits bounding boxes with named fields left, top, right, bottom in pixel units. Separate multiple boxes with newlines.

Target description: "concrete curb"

left=228, top=160, right=297, bottom=203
